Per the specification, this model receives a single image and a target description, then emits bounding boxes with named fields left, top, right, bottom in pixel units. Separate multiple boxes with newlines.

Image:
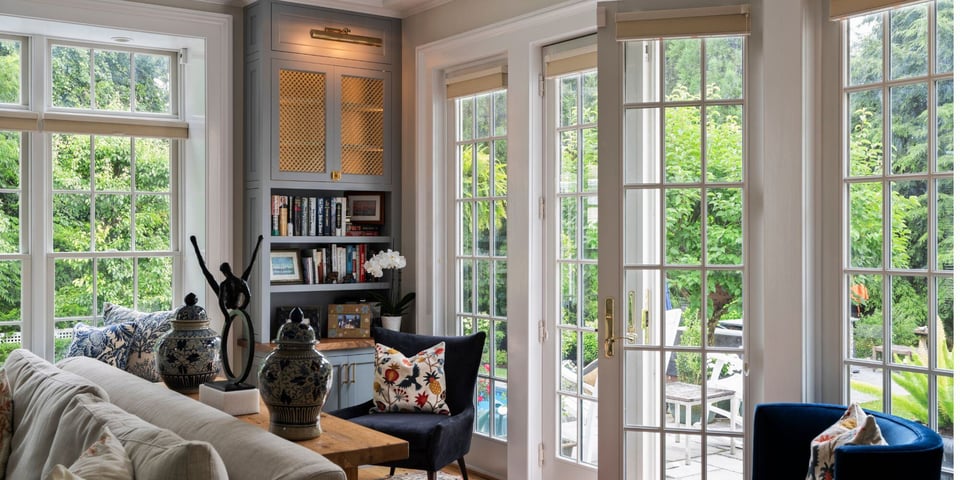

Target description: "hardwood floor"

left=358, top=464, right=497, bottom=480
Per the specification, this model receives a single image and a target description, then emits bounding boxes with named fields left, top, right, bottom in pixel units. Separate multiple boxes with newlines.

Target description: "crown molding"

left=190, top=0, right=450, bottom=17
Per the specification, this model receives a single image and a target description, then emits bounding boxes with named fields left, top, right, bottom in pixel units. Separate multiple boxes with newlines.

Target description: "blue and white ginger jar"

left=258, top=308, right=333, bottom=440
left=156, top=293, right=222, bottom=392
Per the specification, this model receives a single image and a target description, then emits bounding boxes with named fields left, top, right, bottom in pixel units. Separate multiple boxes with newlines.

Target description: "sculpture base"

left=199, top=382, right=260, bottom=415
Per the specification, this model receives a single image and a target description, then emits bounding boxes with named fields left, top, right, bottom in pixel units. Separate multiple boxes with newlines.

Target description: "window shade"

left=616, top=5, right=751, bottom=40
left=445, top=65, right=508, bottom=99
left=829, top=0, right=928, bottom=20
left=544, top=34, right=597, bottom=78
left=0, top=111, right=188, bottom=138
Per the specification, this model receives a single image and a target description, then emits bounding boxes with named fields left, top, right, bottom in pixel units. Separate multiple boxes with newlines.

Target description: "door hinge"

left=538, top=318, right=547, bottom=344
left=538, top=196, right=545, bottom=220
left=538, top=442, right=545, bottom=467
left=538, top=73, right=545, bottom=98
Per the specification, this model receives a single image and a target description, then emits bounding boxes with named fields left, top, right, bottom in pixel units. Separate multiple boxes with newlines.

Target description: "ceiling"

left=207, top=0, right=451, bottom=18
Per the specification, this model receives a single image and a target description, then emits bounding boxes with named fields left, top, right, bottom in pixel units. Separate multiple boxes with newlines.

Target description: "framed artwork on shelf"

left=272, top=306, right=323, bottom=342
left=270, top=249, right=302, bottom=284
left=346, top=192, right=385, bottom=224
left=327, top=303, right=373, bottom=338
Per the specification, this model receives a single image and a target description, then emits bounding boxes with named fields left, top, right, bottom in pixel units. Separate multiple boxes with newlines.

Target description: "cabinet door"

left=272, top=58, right=334, bottom=182
left=335, top=67, right=392, bottom=186
left=322, top=353, right=348, bottom=412
left=342, top=351, right=375, bottom=408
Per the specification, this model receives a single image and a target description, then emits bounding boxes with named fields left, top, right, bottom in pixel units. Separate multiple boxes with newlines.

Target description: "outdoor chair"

left=330, top=327, right=487, bottom=480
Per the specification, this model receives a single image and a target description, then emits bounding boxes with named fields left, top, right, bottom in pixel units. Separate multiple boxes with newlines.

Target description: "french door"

left=596, top=8, right=749, bottom=479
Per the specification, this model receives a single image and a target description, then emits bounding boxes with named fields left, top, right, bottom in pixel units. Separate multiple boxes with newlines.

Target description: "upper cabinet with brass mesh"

left=244, top=0, right=399, bottom=186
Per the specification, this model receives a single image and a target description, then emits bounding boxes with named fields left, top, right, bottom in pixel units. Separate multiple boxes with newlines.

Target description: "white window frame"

left=0, top=0, right=233, bottom=360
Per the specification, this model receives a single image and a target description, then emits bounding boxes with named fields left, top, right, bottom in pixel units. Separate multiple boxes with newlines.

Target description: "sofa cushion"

left=58, top=355, right=348, bottom=480
left=4, top=349, right=108, bottom=479
left=46, top=426, right=133, bottom=480
left=102, top=303, right=173, bottom=382
left=806, top=403, right=887, bottom=480
left=0, top=369, right=12, bottom=478
left=371, top=341, right=449, bottom=414
left=67, top=322, right=137, bottom=370
left=46, top=393, right=227, bottom=480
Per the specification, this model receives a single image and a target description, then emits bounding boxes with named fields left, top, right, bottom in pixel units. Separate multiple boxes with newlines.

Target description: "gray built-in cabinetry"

left=243, top=0, right=400, bottom=385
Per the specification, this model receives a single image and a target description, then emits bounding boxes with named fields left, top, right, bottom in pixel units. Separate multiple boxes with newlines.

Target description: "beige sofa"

left=5, top=349, right=346, bottom=480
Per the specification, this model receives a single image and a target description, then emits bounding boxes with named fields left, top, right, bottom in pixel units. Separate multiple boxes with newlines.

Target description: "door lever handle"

left=603, top=297, right=634, bottom=357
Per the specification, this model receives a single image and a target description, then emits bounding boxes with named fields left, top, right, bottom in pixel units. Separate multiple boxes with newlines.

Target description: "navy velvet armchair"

left=753, top=402, right=943, bottom=479
left=330, top=327, right=486, bottom=480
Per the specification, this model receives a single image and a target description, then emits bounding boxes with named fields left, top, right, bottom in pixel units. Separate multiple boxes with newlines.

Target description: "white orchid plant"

left=364, top=249, right=415, bottom=316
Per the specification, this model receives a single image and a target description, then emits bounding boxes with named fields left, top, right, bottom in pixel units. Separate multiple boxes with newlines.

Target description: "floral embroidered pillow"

left=103, top=303, right=173, bottom=382
left=371, top=341, right=449, bottom=415
left=67, top=322, right=138, bottom=370
left=806, top=404, right=887, bottom=480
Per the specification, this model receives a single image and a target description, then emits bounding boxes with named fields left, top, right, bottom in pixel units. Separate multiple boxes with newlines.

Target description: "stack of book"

left=300, top=244, right=372, bottom=284
left=271, top=195, right=382, bottom=237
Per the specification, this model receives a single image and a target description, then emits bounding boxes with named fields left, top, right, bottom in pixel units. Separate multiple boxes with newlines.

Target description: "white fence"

left=0, top=329, right=73, bottom=345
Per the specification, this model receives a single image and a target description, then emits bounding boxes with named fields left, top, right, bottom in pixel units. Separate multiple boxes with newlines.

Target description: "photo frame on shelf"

left=327, top=303, right=373, bottom=338
left=346, top=192, right=385, bottom=224
left=269, top=249, right=302, bottom=284
left=272, top=306, right=324, bottom=341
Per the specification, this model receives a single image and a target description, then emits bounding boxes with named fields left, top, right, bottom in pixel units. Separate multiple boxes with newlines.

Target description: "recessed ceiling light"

left=111, top=36, right=133, bottom=43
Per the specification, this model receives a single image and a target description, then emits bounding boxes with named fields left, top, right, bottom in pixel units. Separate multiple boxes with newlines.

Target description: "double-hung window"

left=0, top=34, right=187, bottom=362
left=836, top=0, right=953, bottom=475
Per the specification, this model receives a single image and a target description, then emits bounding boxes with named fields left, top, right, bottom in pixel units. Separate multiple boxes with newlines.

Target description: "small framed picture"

left=269, top=249, right=302, bottom=284
left=346, top=192, right=385, bottom=224
left=327, top=303, right=373, bottom=338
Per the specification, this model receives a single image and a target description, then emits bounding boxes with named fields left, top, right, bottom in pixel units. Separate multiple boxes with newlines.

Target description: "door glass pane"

left=935, top=0, right=953, bottom=74
left=850, top=274, right=882, bottom=362
left=624, top=108, right=661, bottom=185
left=706, top=271, right=742, bottom=349
left=937, top=79, right=953, bottom=172
left=624, top=188, right=660, bottom=265
left=664, top=107, right=702, bottom=183
left=936, top=179, right=953, bottom=270
left=624, top=349, right=661, bottom=427
left=665, top=188, right=702, bottom=265
left=706, top=188, right=742, bottom=265
left=890, top=180, right=928, bottom=270
left=624, top=269, right=663, bottom=346
left=664, top=39, right=701, bottom=101
left=705, top=106, right=742, bottom=183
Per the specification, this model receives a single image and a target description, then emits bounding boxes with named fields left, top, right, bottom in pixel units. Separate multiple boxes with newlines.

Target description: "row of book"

left=300, top=244, right=375, bottom=284
left=271, top=195, right=382, bottom=237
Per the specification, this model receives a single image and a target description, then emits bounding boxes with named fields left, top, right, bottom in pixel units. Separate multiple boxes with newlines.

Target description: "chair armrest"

left=427, top=406, right=476, bottom=462
left=329, top=400, right=375, bottom=420
left=835, top=441, right=943, bottom=479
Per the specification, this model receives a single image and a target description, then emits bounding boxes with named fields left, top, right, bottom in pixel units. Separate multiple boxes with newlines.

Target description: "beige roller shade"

left=445, top=65, right=508, bottom=99
left=830, top=0, right=928, bottom=20
left=544, top=34, right=597, bottom=78
left=42, top=113, right=189, bottom=138
left=0, top=110, right=39, bottom=131
left=616, top=5, right=751, bottom=40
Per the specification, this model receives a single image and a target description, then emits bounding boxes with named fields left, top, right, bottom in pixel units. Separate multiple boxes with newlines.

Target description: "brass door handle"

left=604, top=297, right=636, bottom=357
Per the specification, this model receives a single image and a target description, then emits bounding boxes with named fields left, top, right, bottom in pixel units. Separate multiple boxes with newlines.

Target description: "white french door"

left=596, top=8, right=749, bottom=479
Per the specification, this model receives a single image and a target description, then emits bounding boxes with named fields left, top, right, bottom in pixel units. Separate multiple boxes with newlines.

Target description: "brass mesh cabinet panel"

left=340, top=75, right=384, bottom=176
left=279, top=69, right=326, bottom=173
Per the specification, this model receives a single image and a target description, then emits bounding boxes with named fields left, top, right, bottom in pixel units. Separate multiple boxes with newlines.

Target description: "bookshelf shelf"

left=270, top=282, right=389, bottom=293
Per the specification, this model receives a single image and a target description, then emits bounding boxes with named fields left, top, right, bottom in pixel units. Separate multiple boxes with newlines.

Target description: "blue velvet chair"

left=330, top=327, right=487, bottom=480
left=753, top=402, right=943, bottom=479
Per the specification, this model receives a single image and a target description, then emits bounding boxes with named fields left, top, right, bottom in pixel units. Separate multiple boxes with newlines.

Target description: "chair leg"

left=389, top=466, right=395, bottom=477
left=427, top=471, right=437, bottom=480
left=458, top=456, right=470, bottom=480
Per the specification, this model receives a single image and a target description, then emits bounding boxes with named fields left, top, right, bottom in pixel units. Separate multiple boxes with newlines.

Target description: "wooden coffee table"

left=191, top=392, right=408, bottom=480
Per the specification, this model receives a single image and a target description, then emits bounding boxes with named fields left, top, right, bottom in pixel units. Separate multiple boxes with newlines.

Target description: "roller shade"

left=544, top=34, right=597, bottom=78
left=829, top=0, right=928, bottom=20
left=616, top=5, right=751, bottom=40
left=0, top=110, right=188, bottom=138
left=445, top=65, right=508, bottom=99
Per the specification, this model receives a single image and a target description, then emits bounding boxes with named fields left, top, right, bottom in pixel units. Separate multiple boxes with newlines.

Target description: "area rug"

left=387, top=473, right=461, bottom=480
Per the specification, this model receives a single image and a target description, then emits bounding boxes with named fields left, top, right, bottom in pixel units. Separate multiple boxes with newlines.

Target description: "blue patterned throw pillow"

left=103, top=303, right=174, bottom=382
left=67, top=322, right=138, bottom=370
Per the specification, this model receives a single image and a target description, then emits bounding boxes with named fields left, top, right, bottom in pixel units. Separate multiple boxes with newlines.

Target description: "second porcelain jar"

left=156, top=293, right=222, bottom=392
left=259, top=308, right=333, bottom=440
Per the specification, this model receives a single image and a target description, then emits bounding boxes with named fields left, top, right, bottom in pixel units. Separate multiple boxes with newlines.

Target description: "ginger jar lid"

left=175, top=293, right=207, bottom=321
left=276, top=307, right=317, bottom=345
